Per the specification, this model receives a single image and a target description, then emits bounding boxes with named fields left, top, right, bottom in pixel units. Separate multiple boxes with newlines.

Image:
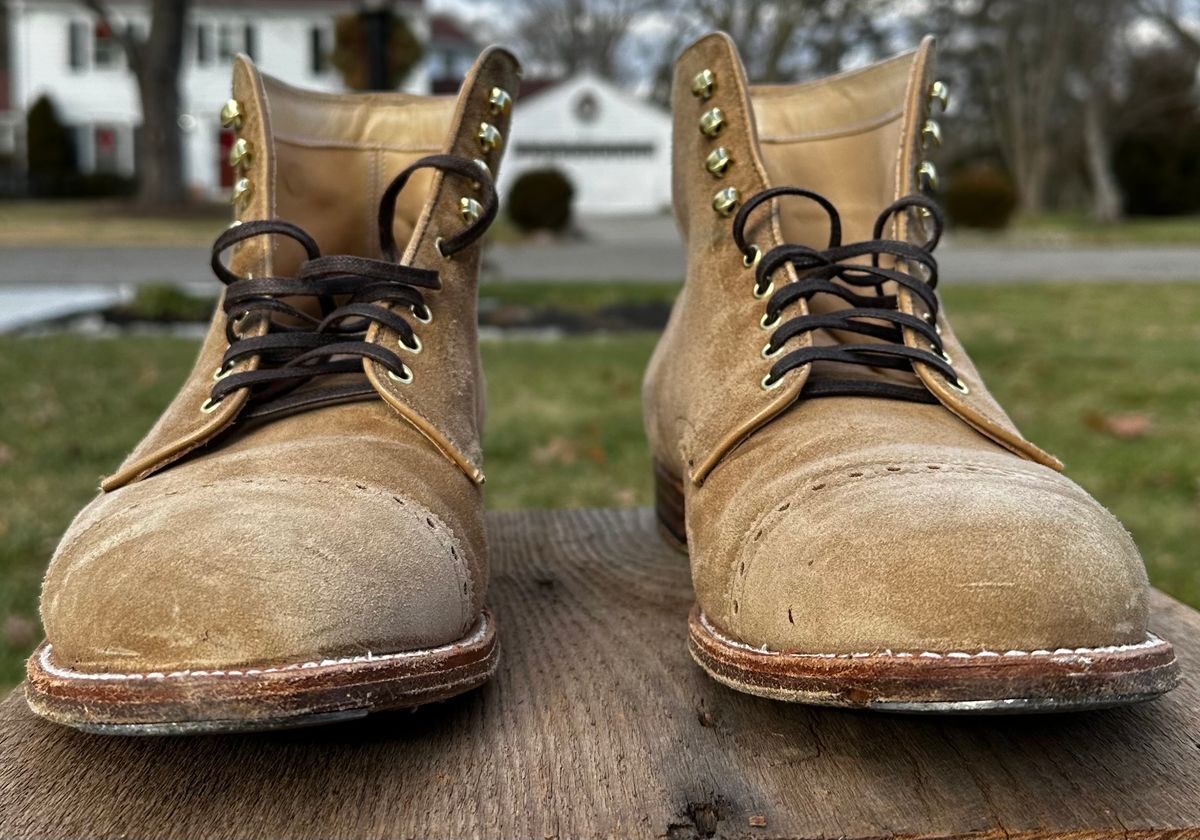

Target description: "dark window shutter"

left=67, top=21, right=86, bottom=70
left=243, top=24, right=256, bottom=61
left=309, top=27, right=323, bottom=74
left=195, top=24, right=210, bottom=65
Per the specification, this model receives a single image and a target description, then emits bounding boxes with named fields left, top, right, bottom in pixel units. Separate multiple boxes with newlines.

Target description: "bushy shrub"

left=506, top=168, right=575, bottom=233
left=943, top=164, right=1018, bottom=229
left=332, top=11, right=424, bottom=91
left=26, top=95, right=78, bottom=196
left=1112, top=48, right=1200, bottom=216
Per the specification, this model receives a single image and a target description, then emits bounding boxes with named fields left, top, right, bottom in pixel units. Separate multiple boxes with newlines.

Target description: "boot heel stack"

left=652, top=460, right=688, bottom=553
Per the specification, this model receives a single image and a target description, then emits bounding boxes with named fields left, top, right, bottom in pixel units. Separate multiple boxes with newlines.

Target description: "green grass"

left=0, top=202, right=533, bottom=248
left=481, top=279, right=680, bottom=311
left=956, top=212, right=1200, bottom=246
left=1, top=280, right=1197, bottom=686
left=111, top=280, right=682, bottom=323
left=0, top=200, right=229, bottom=246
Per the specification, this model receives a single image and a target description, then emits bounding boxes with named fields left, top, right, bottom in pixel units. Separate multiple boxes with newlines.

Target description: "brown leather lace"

left=731, top=189, right=962, bottom=402
left=207, top=154, right=495, bottom=419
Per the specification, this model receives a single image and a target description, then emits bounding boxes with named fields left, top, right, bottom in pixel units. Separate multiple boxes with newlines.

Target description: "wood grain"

left=1, top=508, right=1198, bottom=839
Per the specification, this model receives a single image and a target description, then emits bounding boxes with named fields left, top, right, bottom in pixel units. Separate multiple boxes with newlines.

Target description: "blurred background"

left=0, top=0, right=1197, bottom=685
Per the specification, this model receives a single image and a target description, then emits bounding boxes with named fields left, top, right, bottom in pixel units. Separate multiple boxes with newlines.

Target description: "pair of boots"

left=26, top=36, right=1178, bottom=734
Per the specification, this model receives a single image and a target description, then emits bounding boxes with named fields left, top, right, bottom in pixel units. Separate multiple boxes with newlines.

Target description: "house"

left=0, top=0, right=429, bottom=198
left=500, top=72, right=672, bottom=216
left=426, top=12, right=476, bottom=95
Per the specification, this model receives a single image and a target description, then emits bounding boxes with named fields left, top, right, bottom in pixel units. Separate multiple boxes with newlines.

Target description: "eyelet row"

left=916, top=80, right=948, bottom=196
left=221, top=98, right=253, bottom=212
left=689, top=67, right=742, bottom=219
left=385, top=84, right=510, bottom=394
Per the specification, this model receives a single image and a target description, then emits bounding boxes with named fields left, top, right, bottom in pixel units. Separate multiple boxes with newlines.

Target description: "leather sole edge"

left=688, top=605, right=1180, bottom=713
left=24, top=611, right=498, bottom=735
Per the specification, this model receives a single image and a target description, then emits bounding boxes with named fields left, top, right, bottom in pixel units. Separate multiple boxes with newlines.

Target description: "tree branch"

left=80, top=0, right=145, bottom=74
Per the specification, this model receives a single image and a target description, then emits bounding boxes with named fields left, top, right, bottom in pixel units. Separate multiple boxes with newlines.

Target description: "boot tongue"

left=258, top=74, right=458, bottom=272
left=748, top=49, right=933, bottom=387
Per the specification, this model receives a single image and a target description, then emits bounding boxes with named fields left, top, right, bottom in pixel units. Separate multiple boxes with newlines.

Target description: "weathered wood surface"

left=1, top=507, right=1198, bottom=840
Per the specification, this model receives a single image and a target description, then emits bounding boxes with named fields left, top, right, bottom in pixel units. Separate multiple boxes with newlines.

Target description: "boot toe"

left=40, top=475, right=475, bottom=674
left=725, top=459, right=1150, bottom=655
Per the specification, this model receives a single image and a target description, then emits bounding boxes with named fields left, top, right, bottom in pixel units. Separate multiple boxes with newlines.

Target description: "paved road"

left=2, top=219, right=1199, bottom=287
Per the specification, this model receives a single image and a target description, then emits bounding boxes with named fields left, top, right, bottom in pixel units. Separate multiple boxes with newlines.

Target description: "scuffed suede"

left=38, top=49, right=521, bottom=674
left=644, top=34, right=1155, bottom=655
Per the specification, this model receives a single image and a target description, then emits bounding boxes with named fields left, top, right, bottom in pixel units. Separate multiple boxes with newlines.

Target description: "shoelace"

left=205, top=154, right=495, bottom=419
left=731, top=188, right=964, bottom=403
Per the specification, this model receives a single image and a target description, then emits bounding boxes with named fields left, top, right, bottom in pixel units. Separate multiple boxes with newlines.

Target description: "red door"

left=218, top=129, right=235, bottom=188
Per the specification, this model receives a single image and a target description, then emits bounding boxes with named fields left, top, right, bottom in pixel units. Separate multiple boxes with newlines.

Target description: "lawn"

left=1, top=280, right=1197, bottom=686
left=957, top=212, right=1200, bottom=246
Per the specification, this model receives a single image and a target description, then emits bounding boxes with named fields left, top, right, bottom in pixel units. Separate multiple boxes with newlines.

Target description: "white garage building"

left=501, top=72, right=672, bottom=217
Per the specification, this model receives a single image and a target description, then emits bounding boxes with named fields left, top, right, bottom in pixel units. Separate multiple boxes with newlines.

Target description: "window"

left=93, top=20, right=120, bottom=67
left=309, top=27, right=331, bottom=75
left=67, top=21, right=87, bottom=70
left=93, top=125, right=119, bottom=173
left=218, top=129, right=236, bottom=188
left=217, top=24, right=236, bottom=60
left=243, top=24, right=257, bottom=61
left=193, top=23, right=212, bottom=65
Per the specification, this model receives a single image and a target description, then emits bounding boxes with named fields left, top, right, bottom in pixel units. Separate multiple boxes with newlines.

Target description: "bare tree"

left=82, top=0, right=189, bottom=206
left=1068, top=0, right=1128, bottom=221
left=512, top=0, right=658, bottom=79
left=1137, top=0, right=1200, bottom=58
left=645, top=0, right=891, bottom=103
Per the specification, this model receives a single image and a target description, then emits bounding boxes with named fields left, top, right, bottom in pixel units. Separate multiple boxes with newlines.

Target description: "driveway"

left=2, top=215, right=1198, bottom=289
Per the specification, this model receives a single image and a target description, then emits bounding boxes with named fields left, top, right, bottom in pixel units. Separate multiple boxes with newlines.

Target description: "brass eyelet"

left=699, top=108, right=725, bottom=137
left=705, top=147, right=733, bottom=177
left=213, top=362, right=235, bottom=381
left=743, top=245, right=762, bottom=269
left=949, top=377, right=970, bottom=395
left=460, top=197, right=483, bottom=224
left=220, top=98, right=244, bottom=129
left=387, top=365, right=414, bottom=384
left=230, top=311, right=251, bottom=337
left=712, top=186, right=739, bottom=216
left=412, top=304, right=433, bottom=324
left=761, top=342, right=782, bottom=359
left=231, top=177, right=252, bottom=206
left=759, top=311, right=780, bottom=330
left=434, top=236, right=448, bottom=259
left=929, top=80, right=950, bottom=112
left=228, top=137, right=253, bottom=170
left=752, top=280, right=774, bottom=300
left=478, top=122, right=503, bottom=152
left=200, top=396, right=223, bottom=414
left=691, top=68, right=716, bottom=99
left=937, top=347, right=952, bottom=365
left=400, top=334, right=422, bottom=354
left=488, top=87, right=512, bottom=116
left=917, top=161, right=939, bottom=192
left=921, top=119, right=943, bottom=149
left=761, top=372, right=786, bottom=391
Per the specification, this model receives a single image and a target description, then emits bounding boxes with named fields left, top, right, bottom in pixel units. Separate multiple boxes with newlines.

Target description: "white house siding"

left=5, top=0, right=430, bottom=197
left=500, top=73, right=672, bottom=217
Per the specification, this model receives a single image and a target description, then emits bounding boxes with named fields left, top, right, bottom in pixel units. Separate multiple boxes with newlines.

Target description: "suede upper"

left=39, top=49, right=521, bottom=673
left=643, top=34, right=1152, bottom=654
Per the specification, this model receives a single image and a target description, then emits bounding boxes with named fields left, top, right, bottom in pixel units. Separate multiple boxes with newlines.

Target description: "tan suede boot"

left=26, top=49, right=520, bottom=733
left=645, top=33, right=1178, bottom=711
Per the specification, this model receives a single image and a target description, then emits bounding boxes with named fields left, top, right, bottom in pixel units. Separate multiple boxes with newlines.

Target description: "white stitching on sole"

left=38, top=614, right=491, bottom=683
left=697, top=611, right=1166, bottom=660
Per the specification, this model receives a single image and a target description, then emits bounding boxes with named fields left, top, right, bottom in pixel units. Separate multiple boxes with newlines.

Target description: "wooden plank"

left=0, top=507, right=1197, bottom=840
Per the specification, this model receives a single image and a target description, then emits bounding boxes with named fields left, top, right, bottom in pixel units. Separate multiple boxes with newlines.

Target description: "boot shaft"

left=103, top=49, right=521, bottom=491
left=671, top=34, right=941, bottom=256
left=648, top=33, right=1058, bottom=487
